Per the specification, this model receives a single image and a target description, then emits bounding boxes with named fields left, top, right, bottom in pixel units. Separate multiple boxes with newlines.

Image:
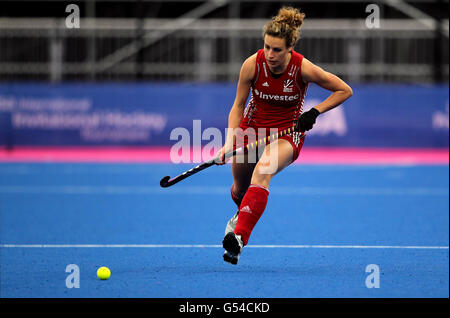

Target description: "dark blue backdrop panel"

left=0, top=83, right=448, bottom=147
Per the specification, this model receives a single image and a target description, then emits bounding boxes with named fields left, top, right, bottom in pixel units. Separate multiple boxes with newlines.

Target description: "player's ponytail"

left=263, top=6, right=306, bottom=48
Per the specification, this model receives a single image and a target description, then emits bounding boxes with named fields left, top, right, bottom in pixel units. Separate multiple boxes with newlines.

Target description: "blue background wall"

left=0, top=83, right=448, bottom=148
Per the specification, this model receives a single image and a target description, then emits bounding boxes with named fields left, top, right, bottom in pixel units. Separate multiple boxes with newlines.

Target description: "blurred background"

left=0, top=0, right=448, bottom=153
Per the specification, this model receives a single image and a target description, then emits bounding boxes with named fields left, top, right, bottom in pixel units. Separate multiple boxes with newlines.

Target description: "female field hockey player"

left=216, top=6, right=353, bottom=264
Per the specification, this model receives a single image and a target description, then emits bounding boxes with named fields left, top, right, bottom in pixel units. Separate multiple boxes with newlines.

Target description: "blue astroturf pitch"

left=0, top=162, right=448, bottom=298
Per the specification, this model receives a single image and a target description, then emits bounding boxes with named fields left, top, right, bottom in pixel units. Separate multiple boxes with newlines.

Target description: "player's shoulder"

left=300, top=54, right=321, bottom=68
left=300, top=57, right=319, bottom=75
left=240, top=52, right=258, bottom=81
left=243, top=52, right=258, bottom=67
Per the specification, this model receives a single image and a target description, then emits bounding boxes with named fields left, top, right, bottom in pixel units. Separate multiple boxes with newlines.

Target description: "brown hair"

left=263, top=6, right=306, bottom=48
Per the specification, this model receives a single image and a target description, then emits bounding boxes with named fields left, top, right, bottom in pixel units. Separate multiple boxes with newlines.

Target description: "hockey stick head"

left=160, top=176, right=171, bottom=188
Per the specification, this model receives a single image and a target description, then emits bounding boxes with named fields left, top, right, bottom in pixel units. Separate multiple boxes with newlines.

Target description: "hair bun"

left=273, top=7, right=305, bottom=29
left=263, top=6, right=305, bottom=47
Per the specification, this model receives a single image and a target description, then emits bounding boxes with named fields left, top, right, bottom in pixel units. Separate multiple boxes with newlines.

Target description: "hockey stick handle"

left=160, top=126, right=304, bottom=188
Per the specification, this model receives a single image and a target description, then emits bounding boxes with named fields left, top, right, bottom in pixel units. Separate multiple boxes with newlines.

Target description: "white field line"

left=0, top=244, right=448, bottom=249
left=0, top=185, right=448, bottom=196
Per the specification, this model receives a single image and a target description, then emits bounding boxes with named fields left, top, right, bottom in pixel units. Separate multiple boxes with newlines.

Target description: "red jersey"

left=240, top=49, right=308, bottom=131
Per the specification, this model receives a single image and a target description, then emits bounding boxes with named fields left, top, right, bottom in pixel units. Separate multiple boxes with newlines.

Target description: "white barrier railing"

left=0, top=18, right=448, bottom=82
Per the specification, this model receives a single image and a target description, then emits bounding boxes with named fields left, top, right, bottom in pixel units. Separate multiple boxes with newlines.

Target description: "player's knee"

left=251, top=167, right=273, bottom=188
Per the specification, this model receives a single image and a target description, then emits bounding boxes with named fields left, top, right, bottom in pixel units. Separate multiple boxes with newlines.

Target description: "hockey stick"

left=160, top=126, right=305, bottom=188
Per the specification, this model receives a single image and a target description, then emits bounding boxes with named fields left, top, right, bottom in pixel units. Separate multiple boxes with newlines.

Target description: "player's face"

left=263, top=35, right=292, bottom=71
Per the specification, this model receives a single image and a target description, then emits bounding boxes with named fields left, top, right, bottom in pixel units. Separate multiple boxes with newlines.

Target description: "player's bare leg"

left=224, top=139, right=294, bottom=264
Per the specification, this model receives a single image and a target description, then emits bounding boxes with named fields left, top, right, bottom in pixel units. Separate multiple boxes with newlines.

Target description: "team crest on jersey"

left=283, top=79, right=293, bottom=92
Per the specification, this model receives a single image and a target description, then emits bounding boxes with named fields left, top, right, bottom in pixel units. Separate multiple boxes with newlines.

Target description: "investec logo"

left=254, top=89, right=299, bottom=101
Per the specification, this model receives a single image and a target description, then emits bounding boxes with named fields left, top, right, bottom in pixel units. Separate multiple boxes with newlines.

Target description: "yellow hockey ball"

left=97, top=266, right=111, bottom=280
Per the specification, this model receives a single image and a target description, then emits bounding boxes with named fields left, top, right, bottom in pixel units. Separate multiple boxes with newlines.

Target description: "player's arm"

left=296, top=58, right=353, bottom=132
left=226, top=54, right=256, bottom=138
left=217, top=54, right=256, bottom=163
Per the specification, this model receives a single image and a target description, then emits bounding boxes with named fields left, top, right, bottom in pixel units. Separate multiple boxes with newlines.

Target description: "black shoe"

left=222, top=232, right=243, bottom=265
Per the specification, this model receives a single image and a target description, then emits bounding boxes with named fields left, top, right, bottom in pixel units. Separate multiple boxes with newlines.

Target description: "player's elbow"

left=343, top=84, right=353, bottom=99
left=347, top=85, right=353, bottom=97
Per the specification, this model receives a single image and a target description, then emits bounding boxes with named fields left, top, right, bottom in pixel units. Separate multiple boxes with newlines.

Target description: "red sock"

left=234, top=184, right=269, bottom=245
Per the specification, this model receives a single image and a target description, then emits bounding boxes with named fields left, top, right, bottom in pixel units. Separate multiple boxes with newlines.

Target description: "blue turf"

left=0, top=163, right=448, bottom=298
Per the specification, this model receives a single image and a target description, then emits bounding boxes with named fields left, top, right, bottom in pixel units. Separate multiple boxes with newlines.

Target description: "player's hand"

left=214, top=144, right=232, bottom=165
left=296, top=107, right=320, bottom=132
